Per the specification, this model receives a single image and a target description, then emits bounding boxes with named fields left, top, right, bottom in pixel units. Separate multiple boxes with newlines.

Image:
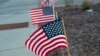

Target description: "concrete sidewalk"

left=0, top=22, right=37, bottom=56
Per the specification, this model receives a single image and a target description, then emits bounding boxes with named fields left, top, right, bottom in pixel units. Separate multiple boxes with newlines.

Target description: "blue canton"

left=42, top=19, right=64, bottom=39
left=43, top=7, right=53, bottom=15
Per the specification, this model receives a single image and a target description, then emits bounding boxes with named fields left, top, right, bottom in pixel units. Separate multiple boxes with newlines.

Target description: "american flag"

left=25, top=19, right=68, bottom=56
left=30, top=7, right=55, bottom=24
left=40, top=0, right=58, bottom=7
left=49, top=0, right=58, bottom=5
left=40, top=0, right=48, bottom=7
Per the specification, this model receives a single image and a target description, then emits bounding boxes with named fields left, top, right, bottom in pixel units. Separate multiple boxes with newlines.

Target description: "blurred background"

left=0, top=0, right=100, bottom=56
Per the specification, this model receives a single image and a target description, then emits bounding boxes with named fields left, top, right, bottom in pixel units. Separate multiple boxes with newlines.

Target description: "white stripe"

left=32, top=15, right=54, bottom=19
left=37, top=35, right=66, bottom=55
left=30, top=33, right=45, bottom=50
left=33, top=36, right=47, bottom=54
left=30, top=12, right=43, bottom=15
left=26, top=29, right=43, bottom=48
left=32, top=19, right=54, bottom=24
left=30, top=9, right=42, bottom=12
left=31, top=33, right=47, bottom=52
left=39, top=38, right=67, bottom=56
left=32, top=16, right=55, bottom=24
left=32, top=17, right=54, bottom=22
left=31, top=14, right=43, bottom=17
left=32, top=16, right=54, bottom=21
left=42, top=43, right=67, bottom=56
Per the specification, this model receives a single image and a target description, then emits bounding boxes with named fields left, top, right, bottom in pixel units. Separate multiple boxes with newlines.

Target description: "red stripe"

left=30, top=7, right=54, bottom=24
left=30, top=11, right=42, bottom=14
left=32, top=17, right=54, bottom=22
left=38, top=37, right=66, bottom=55
left=30, top=8, right=42, bottom=10
left=31, top=15, right=54, bottom=19
left=30, top=13, right=43, bottom=15
left=31, top=16, right=54, bottom=22
left=30, top=13, right=43, bottom=17
left=30, top=10, right=42, bottom=13
left=25, top=39, right=28, bottom=46
left=32, top=17, right=54, bottom=21
left=30, top=11, right=43, bottom=15
left=31, top=35, right=47, bottom=52
left=32, top=20, right=54, bottom=24
left=30, top=9, right=42, bottom=12
left=25, top=28, right=42, bottom=48
left=35, top=37, right=48, bottom=54
left=42, top=42, right=67, bottom=56
left=31, top=16, right=54, bottom=24
left=28, top=30, right=44, bottom=50
left=30, top=8, right=43, bottom=19
left=31, top=13, right=42, bottom=16
left=45, top=46, right=67, bottom=56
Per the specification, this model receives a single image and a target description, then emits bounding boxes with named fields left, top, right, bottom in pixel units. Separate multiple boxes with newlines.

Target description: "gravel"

left=48, top=6, right=100, bottom=56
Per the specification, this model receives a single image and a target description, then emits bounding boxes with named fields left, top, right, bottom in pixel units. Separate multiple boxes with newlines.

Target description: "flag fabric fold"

left=30, top=7, right=55, bottom=24
left=25, top=19, right=68, bottom=56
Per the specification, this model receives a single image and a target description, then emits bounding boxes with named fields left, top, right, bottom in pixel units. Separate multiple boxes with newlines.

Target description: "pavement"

left=0, top=0, right=38, bottom=56
left=0, top=24, right=37, bottom=56
left=0, top=9, right=38, bottom=56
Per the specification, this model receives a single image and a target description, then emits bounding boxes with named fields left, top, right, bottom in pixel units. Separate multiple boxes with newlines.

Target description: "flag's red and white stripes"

left=30, top=8, right=54, bottom=24
left=25, top=28, right=68, bottom=56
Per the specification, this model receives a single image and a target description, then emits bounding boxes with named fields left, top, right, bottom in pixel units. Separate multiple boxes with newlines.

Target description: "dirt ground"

left=48, top=5, right=100, bottom=56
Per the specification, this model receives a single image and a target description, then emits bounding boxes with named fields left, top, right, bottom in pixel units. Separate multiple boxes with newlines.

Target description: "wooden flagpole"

left=55, top=11, right=66, bottom=56
left=55, top=12, right=58, bottom=19
left=61, top=18, right=71, bottom=56
left=55, top=11, right=71, bottom=56
left=52, top=4, right=56, bottom=20
left=50, top=1, right=71, bottom=55
left=47, top=0, right=69, bottom=56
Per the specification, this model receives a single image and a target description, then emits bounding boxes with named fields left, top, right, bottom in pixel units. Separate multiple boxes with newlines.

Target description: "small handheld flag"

left=25, top=18, right=68, bottom=56
left=30, top=7, right=55, bottom=24
left=40, top=0, right=58, bottom=7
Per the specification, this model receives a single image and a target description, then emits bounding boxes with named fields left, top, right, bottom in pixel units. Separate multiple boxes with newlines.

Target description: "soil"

left=48, top=5, right=100, bottom=56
